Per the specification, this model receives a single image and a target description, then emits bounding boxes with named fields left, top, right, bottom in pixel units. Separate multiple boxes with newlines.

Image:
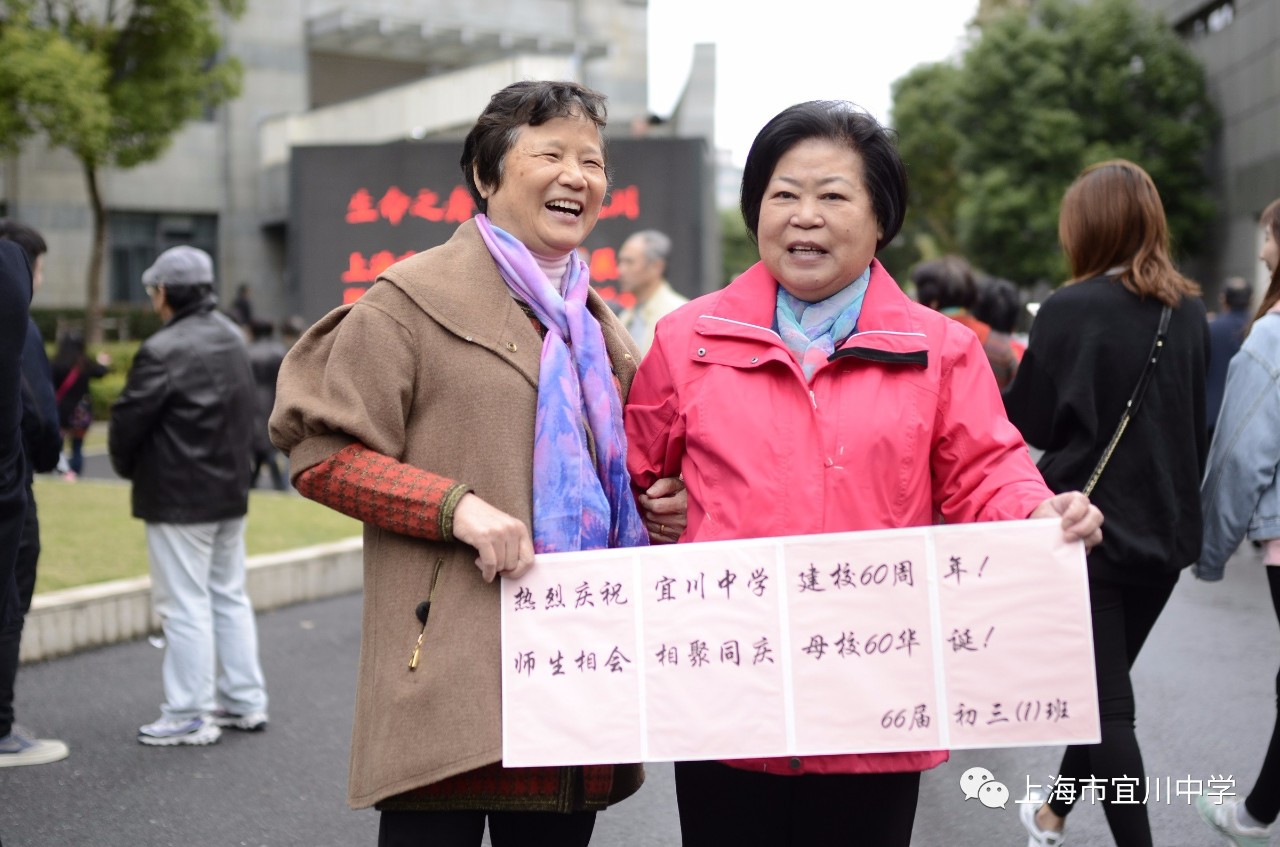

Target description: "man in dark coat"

left=246, top=320, right=287, bottom=491
left=0, top=243, right=29, bottom=669
left=1205, top=276, right=1252, bottom=441
left=109, top=246, right=269, bottom=747
left=0, top=221, right=68, bottom=767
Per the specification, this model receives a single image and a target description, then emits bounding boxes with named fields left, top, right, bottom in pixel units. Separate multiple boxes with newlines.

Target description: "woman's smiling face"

left=478, top=114, right=607, bottom=257
left=756, top=137, right=882, bottom=302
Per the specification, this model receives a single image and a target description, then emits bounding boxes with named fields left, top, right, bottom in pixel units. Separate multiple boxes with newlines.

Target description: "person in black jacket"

left=1006, top=160, right=1209, bottom=847
left=246, top=320, right=287, bottom=491
left=109, top=246, right=269, bottom=747
left=50, top=333, right=110, bottom=480
left=0, top=243, right=30, bottom=687
left=0, top=221, right=68, bottom=767
left=1204, top=276, right=1252, bottom=442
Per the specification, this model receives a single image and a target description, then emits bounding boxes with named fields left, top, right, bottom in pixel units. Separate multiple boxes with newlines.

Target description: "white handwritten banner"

left=500, top=519, right=1098, bottom=766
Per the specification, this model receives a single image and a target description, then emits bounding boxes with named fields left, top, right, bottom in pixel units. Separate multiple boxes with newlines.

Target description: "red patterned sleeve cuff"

left=294, top=443, right=472, bottom=542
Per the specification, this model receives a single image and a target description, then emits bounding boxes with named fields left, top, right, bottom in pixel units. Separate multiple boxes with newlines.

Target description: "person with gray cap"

left=109, top=245, right=269, bottom=746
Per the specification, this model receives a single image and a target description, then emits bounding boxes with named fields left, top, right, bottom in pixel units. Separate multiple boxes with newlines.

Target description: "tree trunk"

left=82, top=160, right=106, bottom=345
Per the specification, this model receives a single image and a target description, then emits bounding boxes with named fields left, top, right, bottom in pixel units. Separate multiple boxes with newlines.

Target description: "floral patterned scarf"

left=775, top=266, right=871, bottom=381
left=475, top=214, right=648, bottom=554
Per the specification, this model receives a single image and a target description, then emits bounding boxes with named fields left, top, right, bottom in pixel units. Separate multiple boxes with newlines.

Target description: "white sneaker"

left=1195, top=793, right=1271, bottom=847
left=1020, top=789, right=1066, bottom=847
left=211, top=708, right=268, bottom=732
left=137, top=715, right=221, bottom=747
left=0, top=726, right=70, bottom=767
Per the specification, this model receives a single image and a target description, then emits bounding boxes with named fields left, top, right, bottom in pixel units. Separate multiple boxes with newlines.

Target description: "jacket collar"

left=164, top=295, right=217, bottom=327
left=699, top=258, right=926, bottom=349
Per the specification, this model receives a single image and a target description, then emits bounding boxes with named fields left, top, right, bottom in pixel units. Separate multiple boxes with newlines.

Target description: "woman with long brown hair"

left=1005, top=160, right=1210, bottom=847
left=1195, top=196, right=1280, bottom=846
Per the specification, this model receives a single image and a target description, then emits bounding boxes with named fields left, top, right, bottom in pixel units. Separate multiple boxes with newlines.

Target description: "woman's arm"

left=295, top=444, right=532, bottom=581
left=624, top=326, right=689, bottom=542
left=107, top=345, right=168, bottom=480
left=1030, top=492, right=1104, bottom=550
left=624, top=327, right=686, bottom=491
left=1198, top=342, right=1280, bottom=579
left=294, top=442, right=470, bottom=542
left=932, top=322, right=1055, bottom=524
left=272, top=298, right=535, bottom=580
left=930, top=321, right=1104, bottom=546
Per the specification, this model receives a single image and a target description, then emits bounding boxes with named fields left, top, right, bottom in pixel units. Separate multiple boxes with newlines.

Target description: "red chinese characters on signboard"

left=346, top=185, right=478, bottom=226
left=599, top=185, right=640, bottom=221
left=341, top=249, right=418, bottom=302
left=342, top=249, right=418, bottom=284
left=340, top=184, right=642, bottom=306
left=589, top=247, right=618, bottom=282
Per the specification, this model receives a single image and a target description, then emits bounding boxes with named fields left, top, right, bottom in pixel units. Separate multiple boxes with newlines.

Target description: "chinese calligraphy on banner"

left=500, top=519, right=1098, bottom=766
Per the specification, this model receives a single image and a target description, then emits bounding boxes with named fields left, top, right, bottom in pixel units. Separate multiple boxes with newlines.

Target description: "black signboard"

left=288, top=137, right=708, bottom=323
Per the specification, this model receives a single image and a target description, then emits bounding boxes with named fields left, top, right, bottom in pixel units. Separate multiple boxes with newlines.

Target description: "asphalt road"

left=2, top=542, right=1277, bottom=846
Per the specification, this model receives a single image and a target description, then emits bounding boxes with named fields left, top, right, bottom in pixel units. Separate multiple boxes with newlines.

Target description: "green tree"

left=720, top=207, right=758, bottom=287
left=0, top=0, right=244, bottom=341
left=974, top=0, right=1031, bottom=28
left=890, top=0, right=1217, bottom=287
left=891, top=61, right=965, bottom=260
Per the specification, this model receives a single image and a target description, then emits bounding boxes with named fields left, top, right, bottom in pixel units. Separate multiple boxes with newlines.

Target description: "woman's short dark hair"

left=739, top=101, right=907, bottom=251
left=972, top=275, right=1023, bottom=333
left=53, top=332, right=86, bottom=371
left=911, top=255, right=976, bottom=310
left=0, top=219, right=47, bottom=265
left=461, top=80, right=609, bottom=214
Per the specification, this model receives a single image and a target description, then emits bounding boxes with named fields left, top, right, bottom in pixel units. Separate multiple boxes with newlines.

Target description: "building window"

left=1176, top=0, right=1235, bottom=40
left=109, top=212, right=218, bottom=304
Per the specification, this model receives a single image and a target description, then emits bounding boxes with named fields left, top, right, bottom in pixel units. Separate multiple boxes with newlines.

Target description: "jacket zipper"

left=408, top=558, right=445, bottom=671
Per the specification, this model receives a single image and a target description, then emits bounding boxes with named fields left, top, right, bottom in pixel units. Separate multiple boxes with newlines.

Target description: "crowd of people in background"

left=4, top=78, right=1280, bottom=847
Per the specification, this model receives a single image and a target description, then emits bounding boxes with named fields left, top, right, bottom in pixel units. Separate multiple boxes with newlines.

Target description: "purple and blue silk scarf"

left=775, top=266, right=871, bottom=381
left=475, top=214, right=648, bottom=554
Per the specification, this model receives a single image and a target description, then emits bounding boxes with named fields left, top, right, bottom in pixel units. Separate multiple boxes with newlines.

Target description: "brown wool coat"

left=270, top=220, right=644, bottom=809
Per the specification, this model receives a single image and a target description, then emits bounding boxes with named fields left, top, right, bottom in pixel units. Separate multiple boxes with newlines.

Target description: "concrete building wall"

left=1, top=0, right=667, bottom=320
left=1138, top=0, right=1279, bottom=298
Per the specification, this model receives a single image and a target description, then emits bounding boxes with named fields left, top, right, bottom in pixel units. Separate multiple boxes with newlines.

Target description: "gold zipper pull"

left=409, top=627, right=427, bottom=670
left=408, top=598, right=431, bottom=670
left=409, top=561, right=444, bottom=671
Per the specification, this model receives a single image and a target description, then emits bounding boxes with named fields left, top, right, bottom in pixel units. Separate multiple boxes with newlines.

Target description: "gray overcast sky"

left=647, top=0, right=980, bottom=165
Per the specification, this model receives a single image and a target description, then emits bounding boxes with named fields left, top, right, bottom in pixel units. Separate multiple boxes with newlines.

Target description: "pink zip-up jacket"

left=625, top=259, right=1052, bottom=776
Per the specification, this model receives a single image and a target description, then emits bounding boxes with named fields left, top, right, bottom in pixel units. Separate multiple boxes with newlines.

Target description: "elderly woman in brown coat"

left=271, top=81, right=683, bottom=847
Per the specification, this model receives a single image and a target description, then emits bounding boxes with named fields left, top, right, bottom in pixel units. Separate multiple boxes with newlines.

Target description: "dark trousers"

left=66, top=435, right=84, bottom=476
left=1244, top=566, right=1280, bottom=824
left=675, top=760, right=920, bottom=847
left=0, top=485, right=38, bottom=737
left=252, top=449, right=287, bottom=492
left=377, top=809, right=596, bottom=847
left=1047, top=573, right=1179, bottom=847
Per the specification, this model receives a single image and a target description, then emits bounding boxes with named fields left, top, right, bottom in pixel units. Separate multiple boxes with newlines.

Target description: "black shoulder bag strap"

left=1082, top=303, right=1173, bottom=497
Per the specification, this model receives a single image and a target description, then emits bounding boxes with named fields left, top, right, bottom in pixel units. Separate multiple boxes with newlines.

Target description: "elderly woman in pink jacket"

left=625, top=100, right=1103, bottom=846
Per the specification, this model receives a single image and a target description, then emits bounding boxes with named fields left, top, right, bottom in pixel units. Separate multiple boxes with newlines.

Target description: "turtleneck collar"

left=531, top=251, right=573, bottom=293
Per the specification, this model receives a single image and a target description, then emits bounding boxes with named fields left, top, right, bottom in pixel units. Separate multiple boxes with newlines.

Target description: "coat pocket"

left=407, top=557, right=445, bottom=671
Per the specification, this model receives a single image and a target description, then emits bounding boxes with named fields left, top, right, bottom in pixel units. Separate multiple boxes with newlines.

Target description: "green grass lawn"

left=32, top=477, right=361, bottom=594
